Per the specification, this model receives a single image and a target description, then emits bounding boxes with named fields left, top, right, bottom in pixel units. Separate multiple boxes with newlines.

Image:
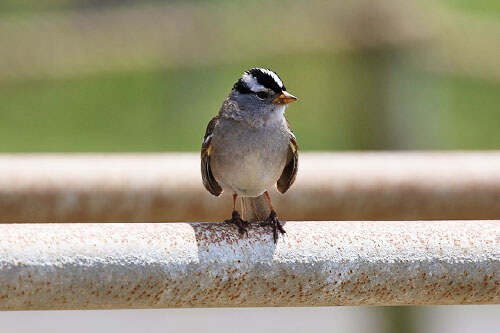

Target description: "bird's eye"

left=256, top=91, right=268, bottom=99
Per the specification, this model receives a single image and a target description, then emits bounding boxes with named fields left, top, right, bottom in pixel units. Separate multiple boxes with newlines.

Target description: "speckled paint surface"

left=1, top=221, right=499, bottom=310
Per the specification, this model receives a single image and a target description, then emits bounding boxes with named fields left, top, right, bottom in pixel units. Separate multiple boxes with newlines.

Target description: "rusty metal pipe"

left=0, top=221, right=499, bottom=310
left=1, top=152, right=500, bottom=222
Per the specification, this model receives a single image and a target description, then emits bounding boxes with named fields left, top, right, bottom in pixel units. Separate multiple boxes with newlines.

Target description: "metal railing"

left=1, top=152, right=499, bottom=222
left=1, top=220, right=499, bottom=310
left=0, top=153, right=499, bottom=311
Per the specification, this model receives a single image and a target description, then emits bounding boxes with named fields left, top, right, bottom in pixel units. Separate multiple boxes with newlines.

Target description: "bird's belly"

left=223, top=155, right=283, bottom=196
left=211, top=128, right=288, bottom=197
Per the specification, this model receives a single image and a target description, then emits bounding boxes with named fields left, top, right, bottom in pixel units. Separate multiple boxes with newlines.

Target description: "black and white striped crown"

left=233, top=68, right=286, bottom=94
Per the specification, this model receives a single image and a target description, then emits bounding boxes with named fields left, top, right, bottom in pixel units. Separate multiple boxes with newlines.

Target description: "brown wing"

left=201, top=116, right=223, bottom=196
left=277, top=122, right=298, bottom=194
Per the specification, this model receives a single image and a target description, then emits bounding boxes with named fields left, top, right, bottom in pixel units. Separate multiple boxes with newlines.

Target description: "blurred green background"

left=0, top=0, right=499, bottom=152
left=1, top=1, right=499, bottom=333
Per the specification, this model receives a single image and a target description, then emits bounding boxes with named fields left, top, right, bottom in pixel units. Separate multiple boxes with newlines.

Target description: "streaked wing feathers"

left=201, top=116, right=223, bottom=196
left=277, top=123, right=298, bottom=194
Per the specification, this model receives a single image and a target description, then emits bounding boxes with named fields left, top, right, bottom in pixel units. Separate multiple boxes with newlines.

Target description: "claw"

left=261, top=210, right=286, bottom=244
left=224, top=210, right=249, bottom=236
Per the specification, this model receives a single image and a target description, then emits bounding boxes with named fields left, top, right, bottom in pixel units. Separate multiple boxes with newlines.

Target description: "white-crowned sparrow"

left=201, top=68, right=298, bottom=243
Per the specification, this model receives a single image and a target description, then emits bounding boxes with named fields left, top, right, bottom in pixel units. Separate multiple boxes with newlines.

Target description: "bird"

left=201, top=67, right=298, bottom=243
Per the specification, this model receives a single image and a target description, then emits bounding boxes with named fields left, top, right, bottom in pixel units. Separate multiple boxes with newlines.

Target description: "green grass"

left=3, top=0, right=500, bottom=17
left=0, top=52, right=499, bottom=152
left=0, top=54, right=353, bottom=152
left=444, top=76, right=500, bottom=148
left=437, top=0, right=500, bottom=15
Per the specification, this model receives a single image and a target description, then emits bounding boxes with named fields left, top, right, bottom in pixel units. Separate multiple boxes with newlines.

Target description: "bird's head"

left=229, top=68, right=298, bottom=119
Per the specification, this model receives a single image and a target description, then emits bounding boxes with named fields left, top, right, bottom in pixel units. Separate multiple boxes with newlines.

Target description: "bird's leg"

left=224, top=193, right=249, bottom=235
left=260, top=191, right=286, bottom=243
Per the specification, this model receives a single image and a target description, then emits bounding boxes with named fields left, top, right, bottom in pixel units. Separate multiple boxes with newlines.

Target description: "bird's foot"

left=224, top=210, right=249, bottom=236
left=259, top=210, right=286, bottom=244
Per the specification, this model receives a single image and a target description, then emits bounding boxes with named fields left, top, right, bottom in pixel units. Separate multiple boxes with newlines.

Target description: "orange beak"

left=271, top=91, right=298, bottom=105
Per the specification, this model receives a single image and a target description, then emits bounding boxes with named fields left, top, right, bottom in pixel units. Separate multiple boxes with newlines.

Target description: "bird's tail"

left=240, top=194, right=271, bottom=222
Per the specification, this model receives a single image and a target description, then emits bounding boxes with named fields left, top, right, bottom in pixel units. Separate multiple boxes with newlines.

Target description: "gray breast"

left=210, top=117, right=289, bottom=197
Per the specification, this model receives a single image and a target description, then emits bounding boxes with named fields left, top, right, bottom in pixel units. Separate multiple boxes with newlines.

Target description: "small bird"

left=201, top=68, right=298, bottom=243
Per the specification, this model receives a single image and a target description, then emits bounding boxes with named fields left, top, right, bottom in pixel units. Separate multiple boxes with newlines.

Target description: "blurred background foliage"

left=0, top=0, right=499, bottom=152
